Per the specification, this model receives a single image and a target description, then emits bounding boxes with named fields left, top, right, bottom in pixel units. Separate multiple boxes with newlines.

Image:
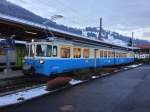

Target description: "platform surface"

left=1, top=64, right=150, bottom=112
left=0, top=70, right=23, bottom=80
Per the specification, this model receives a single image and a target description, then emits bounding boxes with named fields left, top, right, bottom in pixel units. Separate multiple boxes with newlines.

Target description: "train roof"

left=0, top=13, right=133, bottom=51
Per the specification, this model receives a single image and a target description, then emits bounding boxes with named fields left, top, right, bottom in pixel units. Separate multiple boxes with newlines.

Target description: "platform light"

left=25, top=31, right=37, bottom=35
left=31, top=39, right=34, bottom=42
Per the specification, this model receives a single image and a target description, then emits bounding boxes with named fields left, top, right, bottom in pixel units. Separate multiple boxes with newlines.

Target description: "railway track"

left=0, top=76, right=48, bottom=94
left=0, top=68, right=117, bottom=94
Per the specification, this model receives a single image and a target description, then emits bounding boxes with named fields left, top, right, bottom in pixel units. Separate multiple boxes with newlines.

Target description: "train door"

left=94, top=49, right=98, bottom=68
left=16, top=47, right=24, bottom=67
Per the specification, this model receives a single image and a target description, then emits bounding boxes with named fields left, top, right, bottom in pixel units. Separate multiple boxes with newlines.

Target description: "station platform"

left=0, top=70, right=23, bottom=80
left=1, top=64, right=150, bottom=112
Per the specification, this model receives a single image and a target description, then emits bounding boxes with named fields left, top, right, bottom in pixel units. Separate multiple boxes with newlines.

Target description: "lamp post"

left=42, top=14, right=63, bottom=38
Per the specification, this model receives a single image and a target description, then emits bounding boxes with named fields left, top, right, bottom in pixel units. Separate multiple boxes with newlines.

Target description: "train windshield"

left=25, top=45, right=29, bottom=57
left=30, top=44, right=35, bottom=57
left=25, top=44, right=35, bottom=57
left=36, top=44, right=52, bottom=57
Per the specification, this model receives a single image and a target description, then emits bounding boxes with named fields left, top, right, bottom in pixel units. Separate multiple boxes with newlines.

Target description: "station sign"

left=0, top=38, right=15, bottom=50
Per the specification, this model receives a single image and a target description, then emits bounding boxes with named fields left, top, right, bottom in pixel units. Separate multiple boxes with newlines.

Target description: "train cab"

left=23, top=40, right=59, bottom=76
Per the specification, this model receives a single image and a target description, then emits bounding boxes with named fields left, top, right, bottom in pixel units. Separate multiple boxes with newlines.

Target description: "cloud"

left=7, top=0, right=150, bottom=40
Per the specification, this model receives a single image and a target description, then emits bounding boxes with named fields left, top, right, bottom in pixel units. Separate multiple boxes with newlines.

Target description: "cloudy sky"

left=7, top=0, right=150, bottom=40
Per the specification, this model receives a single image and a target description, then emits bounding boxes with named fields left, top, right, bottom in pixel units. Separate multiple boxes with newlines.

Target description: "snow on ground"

left=0, top=86, right=48, bottom=107
left=92, top=76, right=100, bottom=79
left=101, top=73, right=110, bottom=76
left=123, top=67, right=129, bottom=70
left=127, top=64, right=142, bottom=68
left=69, top=79, right=82, bottom=85
left=0, top=79, right=83, bottom=107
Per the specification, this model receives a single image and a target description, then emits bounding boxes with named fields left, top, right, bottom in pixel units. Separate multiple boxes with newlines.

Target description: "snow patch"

left=69, top=79, right=82, bottom=85
left=92, top=76, right=100, bottom=79
left=0, top=86, right=49, bottom=107
left=127, top=64, right=142, bottom=68
left=101, top=73, right=110, bottom=76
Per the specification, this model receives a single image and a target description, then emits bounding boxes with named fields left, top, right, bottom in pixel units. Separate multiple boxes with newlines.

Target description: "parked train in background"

left=0, top=39, right=26, bottom=69
left=22, top=37, right=135, bottom=77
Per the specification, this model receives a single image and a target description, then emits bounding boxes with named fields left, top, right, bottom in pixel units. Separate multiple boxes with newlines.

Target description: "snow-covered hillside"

left=82, top=29, right=128, bottom=46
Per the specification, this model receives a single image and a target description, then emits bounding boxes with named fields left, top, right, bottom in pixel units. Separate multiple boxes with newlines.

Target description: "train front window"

left=47, top=45, right=52, bottom=57
left=30, top=44, right=35, bottom=57
left=36, top=44, right=47, bottom=57
left=25, top=45, right=29, bottom=57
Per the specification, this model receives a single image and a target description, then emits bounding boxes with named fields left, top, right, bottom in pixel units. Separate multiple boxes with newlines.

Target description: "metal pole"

left=132, top=32, right=134, bottom=47
left=6, top=49, right=10, bottom=71
left=4, top=48, right=11, bottom=74
left=98, top=18, right=102, bottom=40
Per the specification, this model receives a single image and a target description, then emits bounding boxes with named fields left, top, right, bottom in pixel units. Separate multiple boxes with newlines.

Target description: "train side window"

left=61, top=47, right=70, bottom=58
left=104, top=50, right=107, bottom=58
left=47, top=45, right=52, bottom=57
left=124, top=53, right=127, bottom=58
left=119, top=53, right=121, bottom=58
left=112, top=52, right=114, bottom=57
left=53, top=46, right=57, bottom=57
left=108, top=51, right=111, bottom=58
left=73, top=48, right=81, bottom=58
left=100, top=50, right=103, bottom=58
left=36, top=44, right=47, bottom=57
left=115, top=52, right=119, bottom=58
left=83, top=48, right=90, bottom=58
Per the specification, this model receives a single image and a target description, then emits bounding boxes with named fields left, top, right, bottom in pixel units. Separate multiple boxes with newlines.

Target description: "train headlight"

left=39, top=59, right=44, bottom=64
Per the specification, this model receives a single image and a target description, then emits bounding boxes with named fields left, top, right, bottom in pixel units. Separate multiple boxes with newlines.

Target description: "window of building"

left=0, top=48, right=6, bottom=55
left=104, top=50, right=107, bottom=58
left=73, top=48, right=81, bottom=58
left=61, top=46, right=70, bottom=58
left=100, top=50, right=103, bottom=57
left=83, top=48, right=90, bottom=58
left=53, top=46, right=57, bottom=57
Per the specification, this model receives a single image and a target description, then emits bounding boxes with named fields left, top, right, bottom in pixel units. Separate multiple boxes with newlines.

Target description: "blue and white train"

left=22, top=37, right=135, bottom=77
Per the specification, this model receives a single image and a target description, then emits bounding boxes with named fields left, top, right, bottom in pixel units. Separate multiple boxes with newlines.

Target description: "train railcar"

left=22, top=37, right=135, bottom=77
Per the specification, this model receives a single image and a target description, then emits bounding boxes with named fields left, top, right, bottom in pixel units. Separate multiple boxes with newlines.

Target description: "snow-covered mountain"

left=83, top=27, right=150, bottom=46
